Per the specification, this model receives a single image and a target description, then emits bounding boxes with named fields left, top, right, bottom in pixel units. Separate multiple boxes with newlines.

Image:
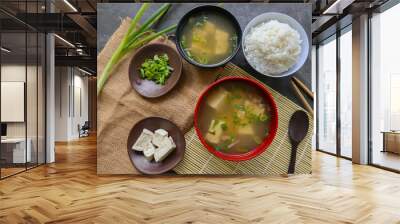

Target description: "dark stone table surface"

left=97, top=3, right=312, bottom=107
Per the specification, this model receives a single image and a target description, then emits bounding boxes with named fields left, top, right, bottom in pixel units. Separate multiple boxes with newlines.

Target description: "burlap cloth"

left=97, top=18, right=218, bottom=174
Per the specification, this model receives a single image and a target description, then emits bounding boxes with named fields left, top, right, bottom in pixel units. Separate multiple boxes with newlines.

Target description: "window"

left=317, top=36, right=337, bottom=154
left=0, top=2, right=47, bottom=179
left=389, top=75, right=400, bottom=130
left=316, top=25, right=353, bottom=159
left=370, top=2, right=400, bottom=171
left=312, top=45, right=317, bottom=150
left=339, top=28, right=352, bottom=158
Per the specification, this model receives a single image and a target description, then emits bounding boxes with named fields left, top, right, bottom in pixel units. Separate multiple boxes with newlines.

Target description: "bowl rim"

left=194, top=77, right=279, bottom=161
left=242, top=12, right=309, bottom=78
left=175, top=5, right=242, bottom=68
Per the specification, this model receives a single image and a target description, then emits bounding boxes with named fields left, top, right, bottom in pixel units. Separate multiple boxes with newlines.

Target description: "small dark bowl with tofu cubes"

left=175, top=5, right=242, bottom=68
left=127, top=117, right=186, bottom=175
left=194, top=77, right=278, bottom=161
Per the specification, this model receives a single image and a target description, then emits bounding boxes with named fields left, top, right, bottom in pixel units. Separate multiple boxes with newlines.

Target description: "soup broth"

left=198, top=81, right=271, bottom=154
left=180, top=11, right=238, bottom=65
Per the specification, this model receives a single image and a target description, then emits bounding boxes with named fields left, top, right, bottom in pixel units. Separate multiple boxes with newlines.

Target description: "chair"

left=79, top=121, right=90, bottom=138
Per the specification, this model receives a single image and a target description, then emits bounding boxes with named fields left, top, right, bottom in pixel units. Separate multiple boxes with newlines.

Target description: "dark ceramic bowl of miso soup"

left=176, top=5, right=242, bottom=68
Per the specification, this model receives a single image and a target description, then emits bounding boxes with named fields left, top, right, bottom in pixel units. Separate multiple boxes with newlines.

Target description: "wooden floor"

left=1, top=167, right=26, bottom=178
left=1, top=135, right=400, bottom=224
left=1, top=163, right=45, bottom=178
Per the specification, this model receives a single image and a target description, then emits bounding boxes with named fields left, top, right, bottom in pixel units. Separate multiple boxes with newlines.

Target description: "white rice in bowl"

left=244, top=20, right=302, bottom=76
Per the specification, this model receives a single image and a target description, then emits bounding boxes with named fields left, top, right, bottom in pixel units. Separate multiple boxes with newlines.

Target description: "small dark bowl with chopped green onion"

left=129, top=42, right=182, bottom=98
left=175, top=5, right=242, bottom=68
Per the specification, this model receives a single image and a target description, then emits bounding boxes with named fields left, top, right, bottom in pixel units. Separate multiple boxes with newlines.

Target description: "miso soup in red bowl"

left=194, top=77, right=278, bottom=161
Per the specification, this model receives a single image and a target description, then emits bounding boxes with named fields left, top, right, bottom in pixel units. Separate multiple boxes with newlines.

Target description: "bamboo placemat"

left=173, top=63, right=313, bottom=175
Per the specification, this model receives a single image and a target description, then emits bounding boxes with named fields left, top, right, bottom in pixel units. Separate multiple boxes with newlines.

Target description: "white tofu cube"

left=214, top=29, right=229, bottom=55
left=154, top=145, right=175, bottom=163
left=152, top=130, right=167, bottom=147
left=205, top=132, right=221, bottom=145
left=132, top=129, right=154, bottom=151
left=237, top=125, right=254, bottom=136
left=143, top=143, right=155, bottom=161
left=158, top=136, right=175, bottom=150
left=207, top=88, right=228, bottom=110
left=155, top=129, right=168, bottom=137
left=168, top=136, right=176, bottom=149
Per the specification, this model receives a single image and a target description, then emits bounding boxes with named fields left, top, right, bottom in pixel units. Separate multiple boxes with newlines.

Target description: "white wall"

left=54, top=67, right=89, bottom=141
left=55, top=67, right=69, bottom=141
left=1, top=82, right=25, bottom=122
left=72, top=73, right=89, bottom=138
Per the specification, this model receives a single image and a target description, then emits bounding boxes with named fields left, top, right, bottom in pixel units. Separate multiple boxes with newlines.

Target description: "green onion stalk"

left=97, top=3, right=177, bottom=95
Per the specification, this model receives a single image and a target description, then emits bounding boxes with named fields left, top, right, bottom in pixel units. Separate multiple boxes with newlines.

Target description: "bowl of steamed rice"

left=242, top=12, right=309, bottom=78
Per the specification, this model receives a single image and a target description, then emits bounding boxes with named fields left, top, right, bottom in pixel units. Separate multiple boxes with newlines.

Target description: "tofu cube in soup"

left=180, top=12, right=238, bottom=65
left=190, top=21, right=216, bottom=58
left=207, top=88, right=228, bottom=110
left=205, top=132, right=222, bottom=145
left=192, top=21, right=215, bottom=43
left=190, top=43, right=212, bottom=59
left=203, top=21, right=216, bottom=34
left=237, top=124, right=254, bottom=136
left=214, top=29, right=229, bottom=55
left=244, top=100, right=266, bottom=116
left=205, top=119, right=226, bottom=145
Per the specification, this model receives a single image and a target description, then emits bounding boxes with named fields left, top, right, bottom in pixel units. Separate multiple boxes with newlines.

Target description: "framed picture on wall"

left=1, top=81, right=25, bottom=122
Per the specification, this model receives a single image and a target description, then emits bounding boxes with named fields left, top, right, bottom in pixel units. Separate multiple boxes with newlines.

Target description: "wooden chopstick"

left=291, top=77, right=314, bottom=100
left=290, top=80, right=313, bottom=115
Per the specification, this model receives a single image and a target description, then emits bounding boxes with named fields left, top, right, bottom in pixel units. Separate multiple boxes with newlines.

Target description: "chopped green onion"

left=259, top=114, right=268, bottom=122
left=97, top=3, right=177, bottom=95
left=139, top=54, right=173, bottom=85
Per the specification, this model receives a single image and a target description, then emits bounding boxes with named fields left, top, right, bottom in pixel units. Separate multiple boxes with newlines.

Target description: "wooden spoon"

left=288, top=110, right=309, bottom=174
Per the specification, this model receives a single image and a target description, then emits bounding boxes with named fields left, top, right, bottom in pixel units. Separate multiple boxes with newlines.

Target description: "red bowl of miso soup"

left=194, top=77, right=278, bottom=161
